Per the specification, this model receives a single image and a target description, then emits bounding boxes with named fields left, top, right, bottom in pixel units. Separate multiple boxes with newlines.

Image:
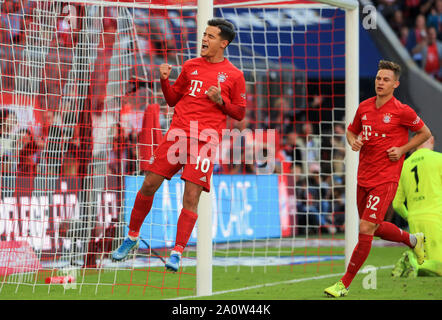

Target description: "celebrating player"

left=112, top=18, right=246, bottom=272
left=324, top=60, right=432, bottom=297
left=391, top=135, right=442, bottom=277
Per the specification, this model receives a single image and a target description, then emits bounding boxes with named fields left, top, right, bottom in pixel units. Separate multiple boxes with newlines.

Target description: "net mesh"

left=0, top=0, right=347, bottom=298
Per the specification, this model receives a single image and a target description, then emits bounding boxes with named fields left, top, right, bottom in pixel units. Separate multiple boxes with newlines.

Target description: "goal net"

left=0, top=0, right=358, bottom=298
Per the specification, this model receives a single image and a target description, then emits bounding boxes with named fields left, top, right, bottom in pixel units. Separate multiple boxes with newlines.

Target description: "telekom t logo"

left=189, top=80, right=203, bottom=97
left=362, top=125, right=372, bottom=140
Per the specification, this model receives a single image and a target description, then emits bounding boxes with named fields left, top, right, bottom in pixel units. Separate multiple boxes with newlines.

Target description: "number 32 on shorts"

left=366, top=195, right=380, bottom=211
left=195, top=156, right=210, bottom=173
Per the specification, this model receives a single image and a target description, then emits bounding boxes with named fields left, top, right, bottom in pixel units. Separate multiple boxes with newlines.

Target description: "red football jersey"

left=161, top=57, right=246, bottom=144
left=348, top=96, right=424, bottom=187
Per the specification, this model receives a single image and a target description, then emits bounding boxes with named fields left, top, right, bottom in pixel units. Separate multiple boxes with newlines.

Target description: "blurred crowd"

left=215, top=91, right=347, bottom=235
left=375, top=0, right=442, bottom=81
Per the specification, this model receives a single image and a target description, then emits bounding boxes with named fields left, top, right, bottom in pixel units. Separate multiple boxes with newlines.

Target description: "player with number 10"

left=112, top=18, right=246, bottom=272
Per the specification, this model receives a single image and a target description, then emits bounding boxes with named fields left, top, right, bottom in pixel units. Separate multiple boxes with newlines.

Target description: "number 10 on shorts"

left=195, top=156, right=210, bottom=173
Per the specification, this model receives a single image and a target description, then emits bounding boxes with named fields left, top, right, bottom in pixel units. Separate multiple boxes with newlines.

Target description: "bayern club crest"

left=383, top=113, right=392, bottom=123
left=217, top=72, right=228, bottom=83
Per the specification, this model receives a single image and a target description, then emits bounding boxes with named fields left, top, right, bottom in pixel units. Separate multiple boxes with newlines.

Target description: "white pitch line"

left=170, top=265, right=394, bottom=300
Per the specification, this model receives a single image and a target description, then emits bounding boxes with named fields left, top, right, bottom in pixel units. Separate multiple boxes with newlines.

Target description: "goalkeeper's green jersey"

left=393, top=148, right=442, bottom=221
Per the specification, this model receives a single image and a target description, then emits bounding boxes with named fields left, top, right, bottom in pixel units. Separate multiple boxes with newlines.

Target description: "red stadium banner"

left=1, top=176, right=121, bottom=262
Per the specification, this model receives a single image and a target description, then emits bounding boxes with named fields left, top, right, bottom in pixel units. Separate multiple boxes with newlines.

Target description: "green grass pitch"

left=1, top=246, right=440, bottom=300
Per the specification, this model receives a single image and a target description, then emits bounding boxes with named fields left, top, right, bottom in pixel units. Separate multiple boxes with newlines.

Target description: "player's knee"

left=140, top=182, right=156, bottom=196
left=182, top=186, right=203, bottom=212
left=140, top=172, right=163, bottom=196
left=359, top=220, right=377, bottom=235
left=182, top=194, right=200, bottom=212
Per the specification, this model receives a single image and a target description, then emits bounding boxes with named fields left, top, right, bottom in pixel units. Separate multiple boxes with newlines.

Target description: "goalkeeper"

left=392, top=135, right=442, bottom=277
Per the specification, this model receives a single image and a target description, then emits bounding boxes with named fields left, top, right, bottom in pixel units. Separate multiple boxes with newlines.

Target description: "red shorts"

left=356, top=182, right=398, bottom=224
left=145, top=136, right=216, bottom=192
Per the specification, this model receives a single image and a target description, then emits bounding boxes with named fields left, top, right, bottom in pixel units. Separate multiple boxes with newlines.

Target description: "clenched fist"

left=386, top=146, right=404, bottom=162
left=206, top=79, right=223, bottom=105
left=350, top=138, right=364, bottom=152
left=160, top=63, right=172, bottom=80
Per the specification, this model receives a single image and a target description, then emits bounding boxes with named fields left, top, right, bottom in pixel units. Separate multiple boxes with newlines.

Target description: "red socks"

left=340, top=222, right=412, bottom=289
left=127, top=192, right=198, bottom=257
left=339, top=222, right=413, bottom=289
left=341, top=233, right=373, bottom=288
left=127, top=192, right=198, bottom=255
left=374, top=221, right=412, bottom=248
left=128, top=192, right=154, bottom=238
left=173, top=208, right=198, bottom=254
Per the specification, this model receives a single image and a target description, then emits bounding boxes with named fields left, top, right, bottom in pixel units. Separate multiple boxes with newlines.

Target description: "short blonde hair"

left=378, top=60, right=401, bottom=79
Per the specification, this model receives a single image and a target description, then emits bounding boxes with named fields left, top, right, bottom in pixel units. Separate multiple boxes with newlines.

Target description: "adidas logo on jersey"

left=191, top=70, right=198, bottom=75
left=369, top=213, right=377, bottom=219
left=362, top=114, right=367, bottom=120
left=199, top=176, right=207, bottom=182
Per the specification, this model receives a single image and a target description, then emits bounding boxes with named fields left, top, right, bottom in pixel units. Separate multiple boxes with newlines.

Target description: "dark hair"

left=207, top=18, right=236, bottom=44
left=378, top=60, right=401, bottom=79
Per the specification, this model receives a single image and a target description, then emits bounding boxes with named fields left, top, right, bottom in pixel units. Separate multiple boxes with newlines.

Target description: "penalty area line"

left=170, top=264, right=394, bottom=300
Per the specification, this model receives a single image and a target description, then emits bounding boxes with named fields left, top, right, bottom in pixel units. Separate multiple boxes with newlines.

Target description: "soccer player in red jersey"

left=112, top=19, right=246, bottom=272
left=324, top=60, right=432, bottom=297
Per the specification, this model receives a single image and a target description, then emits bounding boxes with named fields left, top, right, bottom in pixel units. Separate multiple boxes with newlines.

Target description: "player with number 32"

left=324, top=60, right=432, bottom=297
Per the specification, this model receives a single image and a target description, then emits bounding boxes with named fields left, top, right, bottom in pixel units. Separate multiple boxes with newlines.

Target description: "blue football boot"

left=165, top=251, right=181, bottom=272
left=112, top=237, right=139, bottom=261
